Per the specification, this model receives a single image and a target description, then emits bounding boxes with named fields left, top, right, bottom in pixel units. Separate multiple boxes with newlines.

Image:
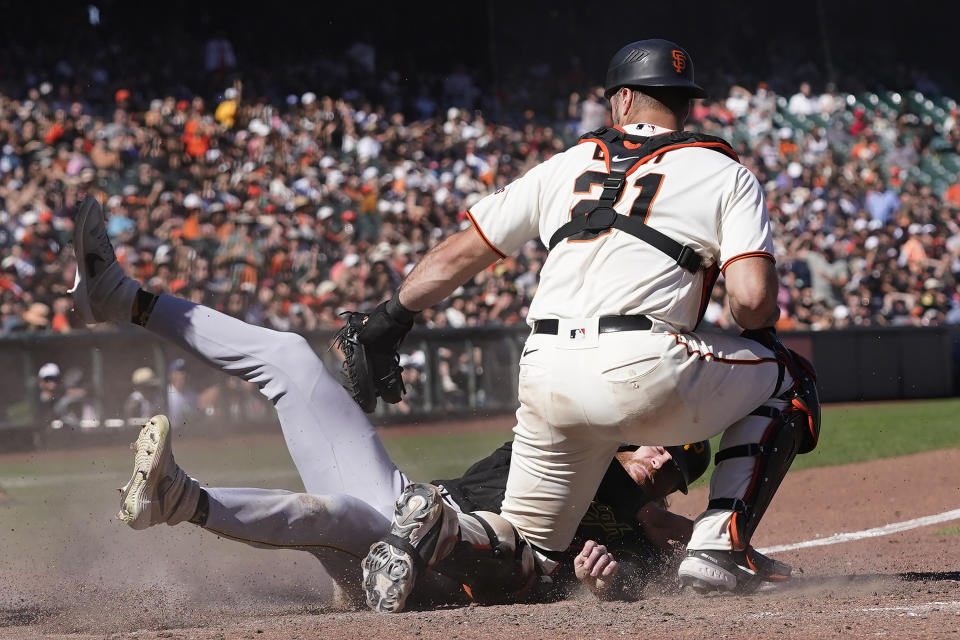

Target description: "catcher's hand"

left=333, top=298, right=414, bottom=413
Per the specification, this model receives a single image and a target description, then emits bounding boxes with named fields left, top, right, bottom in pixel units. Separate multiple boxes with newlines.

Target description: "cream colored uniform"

left=468, top=123, right=793, bottom=552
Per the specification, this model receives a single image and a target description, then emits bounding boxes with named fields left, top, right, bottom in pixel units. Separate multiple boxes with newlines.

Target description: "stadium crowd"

left=3, top=38, right=960, bottom=341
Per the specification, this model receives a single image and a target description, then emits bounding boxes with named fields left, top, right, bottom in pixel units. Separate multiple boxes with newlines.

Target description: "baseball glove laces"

left=332, top=311, right=381, bottom=413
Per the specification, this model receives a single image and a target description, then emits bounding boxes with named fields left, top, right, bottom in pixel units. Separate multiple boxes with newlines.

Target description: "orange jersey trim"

left=721, top=251, right=775, bottom=273
left=465, top=209, right=507, bottom=259
left=576, top=137, right=611, bottom=173
left=611, top=126, right=739, bottom=163
left=578, top=136, right=739, bottom=174
left=696, top=263, right=721, bottom=324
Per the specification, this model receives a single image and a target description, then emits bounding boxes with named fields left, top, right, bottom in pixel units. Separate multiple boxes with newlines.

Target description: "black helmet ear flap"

left=666, top=440, right=711, bottom=493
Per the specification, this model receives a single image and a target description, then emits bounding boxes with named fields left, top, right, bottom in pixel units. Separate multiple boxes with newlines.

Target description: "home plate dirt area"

left=3, top=431, right=958, bottom=640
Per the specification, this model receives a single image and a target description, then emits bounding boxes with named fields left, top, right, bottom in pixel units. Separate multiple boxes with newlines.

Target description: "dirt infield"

left=2, top=422, right=958, bottom=640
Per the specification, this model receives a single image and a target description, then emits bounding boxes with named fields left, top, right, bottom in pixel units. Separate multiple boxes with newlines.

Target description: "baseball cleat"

left=118, top=415, right=199, bottom=529
left=678, top=547, right=791, bottom=594
left=69, top=196, right=140, bottom=325
left=362, top=483, right=459, bottom=613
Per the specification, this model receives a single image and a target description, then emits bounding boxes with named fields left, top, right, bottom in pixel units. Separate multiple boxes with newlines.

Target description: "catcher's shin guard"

left=431, top=511, right=538, bottom=604
left=782, top=349, right=820, bottom=453
left=711, top=348, right=821, bottom=548
left=741, top=329, right=821, bottom=453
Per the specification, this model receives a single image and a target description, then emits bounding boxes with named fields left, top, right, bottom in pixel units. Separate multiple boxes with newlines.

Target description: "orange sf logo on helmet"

left=671, top=50, right=686, bottom=73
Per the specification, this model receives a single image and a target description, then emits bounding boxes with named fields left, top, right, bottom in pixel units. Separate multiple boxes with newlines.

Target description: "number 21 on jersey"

left=571, top=169, right=665, bottom=222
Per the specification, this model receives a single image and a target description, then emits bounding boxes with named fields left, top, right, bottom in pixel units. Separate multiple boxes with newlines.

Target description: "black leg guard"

left=708, top=413, right=800, bottom=548
left=709, top=348, right=821, bottom=548
left=741, top=329, right=821, bottom=453
left=781, top=349, right=820, bottom=453
left=430, top=511, right=538, bottom=604
left=680, top=339, right=819, bottom=593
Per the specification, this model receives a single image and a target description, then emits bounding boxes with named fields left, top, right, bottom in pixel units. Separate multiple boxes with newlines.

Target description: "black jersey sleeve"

left=431, top=441, right=513, bottom=513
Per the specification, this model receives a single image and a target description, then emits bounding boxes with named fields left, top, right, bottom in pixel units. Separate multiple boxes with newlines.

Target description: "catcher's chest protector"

left=549, top=127, right=738, bottom=327
left=550, top=128, right=738, bottom=265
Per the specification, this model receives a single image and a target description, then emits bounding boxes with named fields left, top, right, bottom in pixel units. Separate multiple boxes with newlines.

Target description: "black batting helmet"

left=604, top=39, right=707, bottom=99
left=665, top=440, right=711, bottom=494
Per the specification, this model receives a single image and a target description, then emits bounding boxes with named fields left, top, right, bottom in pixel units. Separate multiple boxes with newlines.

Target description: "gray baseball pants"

left=145, top=294, right=410, bottom=586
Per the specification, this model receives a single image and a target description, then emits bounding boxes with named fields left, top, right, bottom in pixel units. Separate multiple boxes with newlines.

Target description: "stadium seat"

left=934, top=96, right=957, bottom=112
left=929, top=137, right=954, bottom=154
left=879, top=91, right=903, bottom=110
left=858, top=92, right=880, bottom=109
left=940, top=154, right=960, bottom=173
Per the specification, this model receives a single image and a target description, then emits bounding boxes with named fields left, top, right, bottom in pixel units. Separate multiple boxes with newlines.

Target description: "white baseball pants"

left=499, top=318, right=792, bottom=552
left=145, top=294, right=409, bottom=583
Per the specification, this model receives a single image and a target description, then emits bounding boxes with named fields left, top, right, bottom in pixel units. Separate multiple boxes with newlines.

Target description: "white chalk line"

left=750, top=600, right=960, bottom=619
left=859, top=601, right=960, bottom=614
left=6, top=472, right=960, bottom=555
left=757, top=508, right=960, bottom=554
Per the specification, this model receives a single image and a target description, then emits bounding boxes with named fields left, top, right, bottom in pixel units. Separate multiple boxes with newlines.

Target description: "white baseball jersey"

left=467, top=123, right=774, bottom=332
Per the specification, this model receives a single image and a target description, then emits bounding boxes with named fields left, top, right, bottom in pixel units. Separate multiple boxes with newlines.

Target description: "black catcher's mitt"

left=333, top=299, right=413, bottom=412
left=333, top=311, right=381, bottom=413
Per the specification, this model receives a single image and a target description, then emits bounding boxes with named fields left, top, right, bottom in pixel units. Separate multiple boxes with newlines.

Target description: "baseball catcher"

left=351, top=37, right=821, bottom=611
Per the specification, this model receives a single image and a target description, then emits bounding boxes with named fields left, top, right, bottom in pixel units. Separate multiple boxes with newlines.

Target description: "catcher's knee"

left=741, top=330, right=821, bottom=453
left=287, top=493, right=349, bottom=525
left=779, top=349, right=820, bottom=453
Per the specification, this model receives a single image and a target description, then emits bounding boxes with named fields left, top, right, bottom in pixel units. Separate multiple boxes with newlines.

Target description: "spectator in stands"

left=577, top=87, right=607, bottom=134
left=166, top=359, right=198, bottom=429
left=54, top=367, right=99, bottom=429
left=1, top=26, right=959, bottom=336
left=124, top=367, right=163, bottom=422
left=725, top=85, right=752, bottom=119
left=818, top=83, right=844, bottom=115
left=864, top=181, right=900, bottom=225
left=944, top=176, right=960, bottom=209
left=16, top=303, right=52, bottom=333
left=35, top=362, right=62, bottom=429
left=804, top=246, right=850, bottom=308
left=204, top=32, right=237, bottom=74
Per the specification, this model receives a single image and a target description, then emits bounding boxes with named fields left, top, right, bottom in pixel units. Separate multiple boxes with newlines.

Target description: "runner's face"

left=623, top=446, right=683, bottom=500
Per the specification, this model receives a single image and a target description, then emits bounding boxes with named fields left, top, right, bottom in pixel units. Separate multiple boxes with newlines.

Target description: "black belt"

left=532, top=315, right=652, bottom=335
